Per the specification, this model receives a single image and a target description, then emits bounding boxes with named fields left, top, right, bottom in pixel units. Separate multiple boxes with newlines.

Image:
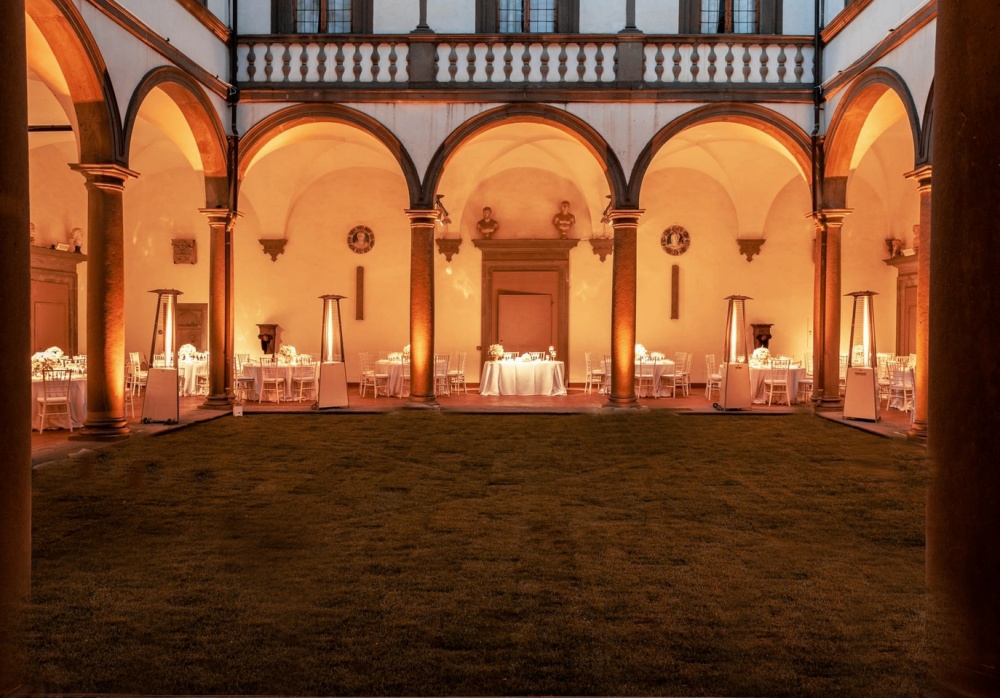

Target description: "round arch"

left=239, top=104, right=422, bottom=207
left=422, top=104, right=629, bottom=209
left=824, top=67, right=922, bottom=190
left=124, top=66, right=230, bottom=208
left=628, top=104, right=813, bottom=204
left=26, top=0, right=123, bottom=163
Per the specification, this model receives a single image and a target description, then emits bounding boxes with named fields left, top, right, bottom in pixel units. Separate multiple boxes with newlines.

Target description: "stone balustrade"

left=237, top=34, right=814, bottom=91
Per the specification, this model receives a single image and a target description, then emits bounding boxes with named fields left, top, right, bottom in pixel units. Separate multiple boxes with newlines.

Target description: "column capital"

left=70, top=162, right=139, bottom=191
left=405, top=209, right=440, bottom=227
left=904, top=164, right=933, bottom=190
left=607, top=209, right=645, bottom=227
left=809, top=208, right=853, bottom=231
left=199, top=208, right=243, bottom=229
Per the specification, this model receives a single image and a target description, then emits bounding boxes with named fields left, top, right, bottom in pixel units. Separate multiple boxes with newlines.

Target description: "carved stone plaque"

left=172, top=238, right=197, bottom=264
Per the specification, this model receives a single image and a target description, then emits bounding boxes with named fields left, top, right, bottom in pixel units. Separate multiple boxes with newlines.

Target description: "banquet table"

left=598, top=359, right=676, bottom=397
left=178, top=358, right=208, bottom=396
left=376, top=360, right=406, bottom=397
left=480, top=360, right=567, bottom=396
left=31, top=373, right=87, bottom=431
left=242, top=363, right=298, bottom=401
left=749, top=364, right=807, bottom=404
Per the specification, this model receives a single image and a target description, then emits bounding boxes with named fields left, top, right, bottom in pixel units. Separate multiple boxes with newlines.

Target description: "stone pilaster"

left=927, top=1, right=1000, bottom=692
left=606, top=210, right=643, bottom=408
left=0, top=0, right=31, bottom=690
left=70, top=163, right=139, bottom=441
left=406, top=210, right=439, bottom=408
left=904, top=165, right=931, bottom=441
left=810, top=208, right=851, bottom=409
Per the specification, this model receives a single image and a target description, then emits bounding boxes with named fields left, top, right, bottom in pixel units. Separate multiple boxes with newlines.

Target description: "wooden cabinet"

left=30, top=247, right=85, bottom=354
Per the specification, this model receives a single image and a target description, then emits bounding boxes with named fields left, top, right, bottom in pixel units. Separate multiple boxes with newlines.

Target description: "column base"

left=405, top=395, right=440, bottom=410
left=603, top=395, right=642, bottom=409
left=201, top=394, right=232, bottom=410
left=814, top=397, right=843, bottom=412
left=907, top=419, right=928, bottom=442
left=70, top=418, right=130, bottom=442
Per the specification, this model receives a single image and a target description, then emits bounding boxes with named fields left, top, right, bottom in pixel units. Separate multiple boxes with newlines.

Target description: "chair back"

left=456, top=352, right=466, bottom=373
left=434, top=354, right=450, bottom=376
left=674, top=352, right=687, bottom=367
left=770, top=358, right=791, bottom=380
left=41, top=369, right=71, bottom=399
left=152, top=353, right=166, bottom=368
left=706, top=353, right=716, bottom=375
left=294, top=363, right=316, bottom=381
left=503, top=351, right=517, bottom=361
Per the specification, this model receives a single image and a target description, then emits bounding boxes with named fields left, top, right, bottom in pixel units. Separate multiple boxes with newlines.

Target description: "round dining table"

left=31, top=373, right=87, bottom=431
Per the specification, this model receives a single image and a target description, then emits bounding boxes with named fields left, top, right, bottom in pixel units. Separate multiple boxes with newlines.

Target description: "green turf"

left=27, top=412, right=929, bottom=696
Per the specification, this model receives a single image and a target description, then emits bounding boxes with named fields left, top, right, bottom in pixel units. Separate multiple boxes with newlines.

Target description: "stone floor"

left=30, top=382, right=920, bottom=468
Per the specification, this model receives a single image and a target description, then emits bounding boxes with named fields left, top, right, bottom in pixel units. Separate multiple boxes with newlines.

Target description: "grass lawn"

left=27, top=412, right=929, bottom=696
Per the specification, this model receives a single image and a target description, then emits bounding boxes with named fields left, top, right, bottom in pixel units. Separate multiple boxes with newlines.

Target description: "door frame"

left=473, top=238, right=578, bottom=376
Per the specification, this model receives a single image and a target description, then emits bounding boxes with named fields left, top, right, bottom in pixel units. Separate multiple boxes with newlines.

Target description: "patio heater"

left=717, top=294, right=753, bottom=410
left=315, top=294, right=349, bottom=409
left=141, top=288, right=181, bottom=423
left=843, top=290, right=880, bottom=421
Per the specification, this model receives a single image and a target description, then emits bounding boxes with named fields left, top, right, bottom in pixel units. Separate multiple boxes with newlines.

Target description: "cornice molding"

left=822, top=1, right=936, bottom=98
left=821, top=0, right=875, bottom=44
left=175, top=0, right=230, bottom=43
left=86, top=0, right=229, bottom=98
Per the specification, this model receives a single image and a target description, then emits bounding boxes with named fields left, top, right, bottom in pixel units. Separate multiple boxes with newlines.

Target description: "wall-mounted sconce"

left=434, top=194, right=461, bottom=261
left=737, top=237, right=765, bottom=262
left=259, top=238, right=287, bottom=261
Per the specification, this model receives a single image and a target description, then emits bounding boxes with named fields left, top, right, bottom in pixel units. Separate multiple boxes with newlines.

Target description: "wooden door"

left=176, top=303, right=208, bottom=351
left=498, top=293, right=553, bottom=354
left=31, top=279, right=69, bottom=352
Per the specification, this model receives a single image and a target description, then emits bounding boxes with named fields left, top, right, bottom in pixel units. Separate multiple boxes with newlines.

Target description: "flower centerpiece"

left=488, top=343, right=504, bottom=360
left=649, top=351, right=666, bottom=361
left=178, top=343, right=197, bottom=360
left=634, top=343, right=648, bottom=361
left=31, top=346, right=64, bottom=376
left=851, top=344, right=866, bottom=367
left=278, top=344, right=297, bottom=362
left=750, top=346, right=771, bottom=367
left=388, top=352, right=403, bottom=362
left=548, top=345, right=556, bottom=360
left=403, top=344, right=411, bottom=360
left=519, top=353, right=533, bottom=362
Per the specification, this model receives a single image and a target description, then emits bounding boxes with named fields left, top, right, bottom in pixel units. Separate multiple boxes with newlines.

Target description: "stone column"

left=927, top=1, right=1000, bottom=693
left=200, top=208, right=234, bottom=409
left=606, top=210, right=643, bottom=408
left=0, top=0, right=31, bottom=690
left=904, top=166, right=931, bottom=441
left=70, top=163, right=138, bottom=440
left=810, top=208, right=851, bottom=409
left=406, top=210, right=438, bottom=407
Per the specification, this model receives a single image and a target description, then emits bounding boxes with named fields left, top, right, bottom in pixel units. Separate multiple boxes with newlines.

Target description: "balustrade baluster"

left=577, top=44, right=587, bottom=80
left=742, top=44, right=752, bottom=82
left=371, top=43, right=381, bottom=82
left=521, top=44, right=531, bottom=81
left=352, top=44, right=363, bottom=81
left=246, top=43, right=257, bottom=81
left=468, top=43, right=477, bottom=81
left=671, top=45, right=681, bottom=81
left=282, top=44, right=292, bottom=82
left=794, top=43, right=805, bottom=83
left=690, top=44, right=700, bottom=81
left=485, top=43, right=495, bottom=81
left=558, top=44, right=568, bottom=81
left=388, top=42, right=397, bottom=82
left=777, top=44, right=787, bottom=83
left=335, top=44, right=345, bottom=81
left=724, top=43, right=734, bottom=82
left=707, top=44, right=718, bottom=82
left=504, top=43, right=513, bottom=82
left=264, top=44, right=274, bottom=82
left=594, top=44, right=604, bottom=81
left=759, top=43, right=769, bottom=81
left=448, top=44, right=458, bottom=81
left=653, top=44, right=664, bottom=82
left=300, top=43, right=310, bottom=81
left=540, top=44, right=550, bottom=81
left=317, top=44, right=327, bottom=81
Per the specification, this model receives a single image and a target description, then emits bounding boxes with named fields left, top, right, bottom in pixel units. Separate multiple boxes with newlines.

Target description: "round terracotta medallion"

left=347, top=225, right=375, bottom=254
left=660, top=225, right=690, bottom=256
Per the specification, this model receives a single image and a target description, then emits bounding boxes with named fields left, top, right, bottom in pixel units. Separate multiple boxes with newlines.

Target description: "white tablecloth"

left=749, top=365, right=807, bottom=404
left=32, top=374, right=87, bottom=430
left=377, top=360, right=406, bottom=397
left=243, top=363, right=297, bottom=401
left=178, top=359, right=208, bottom=396
left=480, top=360, right=566, bottom=396
left=598, top=360, right=676, bottom=397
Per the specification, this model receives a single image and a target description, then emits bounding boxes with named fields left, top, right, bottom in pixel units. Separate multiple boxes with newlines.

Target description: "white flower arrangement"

left=649, top=351, right=666, bottom=361
left=388, top=352, right=403, bottom=361
left=278, top=345, right=297, bottom=361
left=488, top=343, right=504, bottom=360
left=178, top=343, right=197, bottom=360
left=519, top=353, right=533, bottom=362
left=750, top=346, right=771, bottom=367
left=31, top=346, right=64, bottom=375
left=634, top=343, right=648, bottom=360
left=403, top=344, right=411, bottom=359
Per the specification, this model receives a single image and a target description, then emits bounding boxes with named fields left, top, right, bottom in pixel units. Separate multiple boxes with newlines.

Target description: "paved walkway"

left=30, top=384, right=920, bottom=468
